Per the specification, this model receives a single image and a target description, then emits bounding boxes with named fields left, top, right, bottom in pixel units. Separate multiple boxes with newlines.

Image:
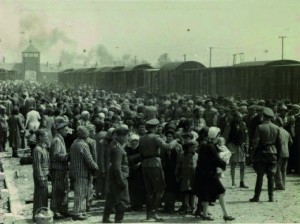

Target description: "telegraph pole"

left=279, top=36, right=286, bottom=60
left=183, top=54, right=186, bottom=62
left=134, top=56, right=137, bottom=65
left=233, top=54, right=236, bottom=65
left=209, top=47, right=213, bottom=67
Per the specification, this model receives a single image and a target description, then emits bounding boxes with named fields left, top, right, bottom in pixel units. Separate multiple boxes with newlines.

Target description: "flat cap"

left=146, top=118, right=160, bottom=126
left=263, top=107, right=274, bottom=117
left=115, top=124, right=130, bottom=135
left=53, top=116, right=69, bottom=130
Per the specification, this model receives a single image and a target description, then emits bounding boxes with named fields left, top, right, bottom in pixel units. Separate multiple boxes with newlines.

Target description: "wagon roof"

left=122, top=64, right=153, bottom=71
left=234, top=60, right=300, bottom=67
left=74, top=67, right=96, bottom=73
left=160, top=61, right=205, bottom=71
left=102, top=66, right=124, bottom=72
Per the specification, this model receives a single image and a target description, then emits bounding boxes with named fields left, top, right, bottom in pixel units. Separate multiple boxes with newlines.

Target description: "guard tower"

left=22, top=40, right=40, bottom=81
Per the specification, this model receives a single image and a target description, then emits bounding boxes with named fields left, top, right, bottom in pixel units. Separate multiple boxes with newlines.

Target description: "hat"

left=208, top=127, right=221, bottom=139
left=115, top=124, right=130, bottom=135
left=105, top=128, right=115, bottom=139
left=86, top=124, right=95, bottom=133
left=263, top=107, right=274, bottom=118
left=53, top=116, right=69, bottom=130
left=99, top=112, right=105, bottom=118
left=81, top=110, right=89, bottom=116
left=77, top=126, right=89, bottom=139
left=129, top=133, right=140, bottom=141
left=146, top=119, right=159, bottom=126
left=279, top=105, right=288, bottom=111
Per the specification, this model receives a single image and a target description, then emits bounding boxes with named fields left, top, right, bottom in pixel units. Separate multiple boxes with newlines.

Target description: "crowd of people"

left=0, top=80, right=299, bottom=223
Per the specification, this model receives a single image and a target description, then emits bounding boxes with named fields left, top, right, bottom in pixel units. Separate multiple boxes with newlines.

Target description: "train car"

left=143, top=68, right=160, bottom=94
left=85, top=67, right=97, bottom=87
left=118, top=64, right=153, bottom=92
left=91, top=67, right=111, bottom=90
left=102, top=66, right=124, bottom=92
left=0, top=68, right=7, bottom=80
left=159, top=61, right=206, bottom=94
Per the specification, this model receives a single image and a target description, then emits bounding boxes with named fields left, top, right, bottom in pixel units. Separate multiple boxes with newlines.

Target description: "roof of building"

left=22, top=42, right=40, bottom=53
left=0, top=63, right=17, bottom=71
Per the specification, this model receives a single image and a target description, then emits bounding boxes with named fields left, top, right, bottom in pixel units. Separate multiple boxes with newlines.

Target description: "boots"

left=146, top=211, right=164, bottom=222
left=240, top=181, right=249, bottom=188
left=115, top=204, right=126, bottom=223
left=102, top=207, right=112, bottom=223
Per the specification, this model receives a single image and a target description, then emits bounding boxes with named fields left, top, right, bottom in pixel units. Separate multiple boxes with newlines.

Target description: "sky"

left=0, top=0, right=300, bottom=68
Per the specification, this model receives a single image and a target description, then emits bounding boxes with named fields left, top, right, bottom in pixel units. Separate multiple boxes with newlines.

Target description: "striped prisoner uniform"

left=49, top=133, right=69, bottom=215
left=32, top=143, right=50, bottom=220
left=86, top=137, right=97, bottom=209
left=70, top=138, right=98, bottom=215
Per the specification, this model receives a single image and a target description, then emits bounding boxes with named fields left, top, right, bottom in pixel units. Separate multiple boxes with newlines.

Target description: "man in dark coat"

left=102, top=125, right=130, bottom=223
left=250, top=107, right=282, bottom=202
left=139, top=119, right=178, bottom=222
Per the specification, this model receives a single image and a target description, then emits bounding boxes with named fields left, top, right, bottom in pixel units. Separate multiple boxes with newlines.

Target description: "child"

left=216, top=137, right=232, bottom=178
left=176, top=141, right=198, bottom=214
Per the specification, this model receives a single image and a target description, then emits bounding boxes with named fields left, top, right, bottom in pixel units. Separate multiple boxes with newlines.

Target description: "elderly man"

left=70, top=126, right=98, bottom=221
left=102, top=125, right=130, bottom=223
left=50, top=116, right=70, bottom=219
left=250, top=107, right=282, bottom=202
left=139, top=119, right=178, bottom=222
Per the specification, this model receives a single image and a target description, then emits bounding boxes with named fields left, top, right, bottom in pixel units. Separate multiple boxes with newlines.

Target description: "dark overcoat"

left=193, top=142, right=226, bottom=202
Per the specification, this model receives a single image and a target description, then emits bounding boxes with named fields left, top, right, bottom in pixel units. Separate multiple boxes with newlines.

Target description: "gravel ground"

left=1, top=150, right=300, bottom=223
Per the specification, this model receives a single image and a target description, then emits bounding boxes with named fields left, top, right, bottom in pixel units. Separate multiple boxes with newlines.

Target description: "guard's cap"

left=146, top=119, right=159, bottom=126
left=263, top=107, right=274, bottom=118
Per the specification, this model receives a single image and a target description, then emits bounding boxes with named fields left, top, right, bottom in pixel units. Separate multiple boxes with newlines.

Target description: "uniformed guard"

left=139, top=119, right=178, bottom=222
left=102, top=125, right=130, bottom=223
left=250, top=107, right=282, bottom=202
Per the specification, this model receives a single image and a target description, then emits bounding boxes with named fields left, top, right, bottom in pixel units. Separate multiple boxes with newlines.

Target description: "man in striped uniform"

left=70, top=126, right=99, bottom=221
left=49, top=117, right=70, bottom=219
left=32, top=129, right=50, bottom=222
left=85, top=124, right=97, bottom=211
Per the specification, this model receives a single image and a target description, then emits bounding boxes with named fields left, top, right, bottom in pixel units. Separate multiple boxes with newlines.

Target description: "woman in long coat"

left=194, top=127, right=234, bottom=221
left=8, top=107, right=25, bottom=157
left=125, top=134, right=146, bottom=211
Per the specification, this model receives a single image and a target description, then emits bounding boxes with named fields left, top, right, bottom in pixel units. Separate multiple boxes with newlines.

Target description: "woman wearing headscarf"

left=193, top=127, right=235, bottom=221
left=125, top=133, right=145, bottom=211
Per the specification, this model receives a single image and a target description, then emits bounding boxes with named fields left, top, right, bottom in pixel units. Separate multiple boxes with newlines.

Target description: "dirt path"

left=1, top=151, right=300, bottom=223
